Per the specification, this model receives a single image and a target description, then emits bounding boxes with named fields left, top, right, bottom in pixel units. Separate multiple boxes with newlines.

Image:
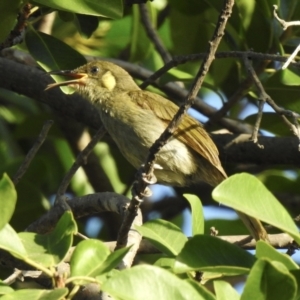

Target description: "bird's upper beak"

left=45, top=70, right=88, bottom=91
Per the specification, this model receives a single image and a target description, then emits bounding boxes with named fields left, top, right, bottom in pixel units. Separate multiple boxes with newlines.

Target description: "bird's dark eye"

left=90, top=66, right=99, bottom=75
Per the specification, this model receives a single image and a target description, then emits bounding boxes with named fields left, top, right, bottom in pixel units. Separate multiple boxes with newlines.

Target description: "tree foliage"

left=0, top=0, right=300, bottom=299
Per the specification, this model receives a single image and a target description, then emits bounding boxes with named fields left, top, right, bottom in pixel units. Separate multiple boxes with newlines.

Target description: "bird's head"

left=46, top=61, right=139, bottom=102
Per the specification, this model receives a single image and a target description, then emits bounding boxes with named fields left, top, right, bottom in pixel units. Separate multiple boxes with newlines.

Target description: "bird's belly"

left=99, top=111, right=197, bottom=186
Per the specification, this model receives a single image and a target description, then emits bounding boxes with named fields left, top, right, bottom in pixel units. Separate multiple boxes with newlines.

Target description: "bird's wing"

left=128, top=90, right=226, bottom=176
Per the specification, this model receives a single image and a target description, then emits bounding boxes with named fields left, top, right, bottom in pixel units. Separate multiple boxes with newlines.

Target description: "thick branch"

left=0, top=57, right=101, bottom=129
left=214, top=134, right=300, bottom=165
left=0, top=58, right=298, bottom=166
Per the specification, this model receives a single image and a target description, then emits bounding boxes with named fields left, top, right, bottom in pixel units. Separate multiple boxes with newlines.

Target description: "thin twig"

left=115, top=0, right=235, bottom=250
left=250, top=100, right=264, bottom=148
left=273, top=5, right=300, bottom=69
left=139, top=51, right=294, bottom=89
left=3, top=269, right=23, bottom=285
left=12, top=120, right=53, bottom=185
left=245, top=59, right=300, bottom=149
left=273, top=5, right=300, bottom=30
left=139, top=3, right=172, bottom=63
left=0, top=3, right=32, bottom=51
left=282, top=44, right=300, bottom=70
left=55, top=127, right=106, bottom=207
left=243, top=57, right=265, bottom=148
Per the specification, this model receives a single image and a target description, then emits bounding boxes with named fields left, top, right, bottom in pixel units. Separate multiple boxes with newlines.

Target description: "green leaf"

left=188, top=279, right=216, bottom=300
left=95, top=246, right=131, bottom=275
left=184, top=194, right=204, bottom=235
left=0, top=173, right=17, bottom=230
left=70, top=239, right=111, bottom=282
left=137, top=253, right=166, bottom=265
left=0, top=288, right=68, bottom=300
left=159, top=68, right=194, bottom=85
left=136, top=219, right=188, bottom=256
left=102, top=265, right=205, bottom=300
left=25, top=28, right=86, bottom=94
left=25, top=28, right=86, bottom=71
left=0, top=282, right=14, bottom=296
left=244, top=112, right=291, bottom=136
left=214, top=280, right=240, bottom=300
left=212, top=173, right=300, bottom=244
left=96, top=269, right=120, bottom=284
left=0, top=0, right=23, bottom=44
left=18, top=211, right=77, bottom=267
left=154, top=257, right=176, bottom=270
left=130, top=2, right=155, bottom=61
left=242, top=259, right=297, bottom=300
left=281, top=68, right=300, bottom=86
left=32, top=0, right=123, bottom=19
left=264, top=71, right=300, bottom=114
left=174, top=235, right=255, bottom=274
left=256, top=241, right=298, bottom=270
left=74, top=14, right=99, bottom=38
left=0, top=224, right=27, bottom=259
left=290, top=269, right=300, bottom=300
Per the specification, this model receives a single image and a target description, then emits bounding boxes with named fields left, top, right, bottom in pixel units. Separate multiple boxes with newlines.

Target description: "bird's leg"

left=133, top=164, right=158, bottom=198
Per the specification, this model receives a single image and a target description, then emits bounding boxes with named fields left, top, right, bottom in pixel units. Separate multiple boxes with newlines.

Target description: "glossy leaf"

left=102, top=265, right=205, bottom=300
left=32, top=0, right=123, bottom=19
left=154, top=257, right=176, bottom=270
left=18, top=211, right=77, bottom=267
left=25, top=28, right=86, bottom=94
left=256, top=241, right=298, bottom=270
left=0, top=288, right=68, bottom=300
left=242, top=259, right=297, bottom=300
left=0, top=174, right=17, bottom=230
left=290, top=269, right=300, bottom=300
left=0, top=0, right=23, bottom=44
left=281, top=68, right=300, bottom=86
left=130, top=2, right=155, bottom=61
left=0, top=282, right=14, bottom=296
left=136, top=219, right=188, bottom=256
left=214, top=280, right=240, bottom=300
left=187, top=280, right=216, bottom=300
left=184, top=194, right=204, bottom=235
left=0, top=224, right=27, bottom=259
left=25, top=28, right=86, bottom=71
left=70, top=239, right=110, bottom=281
left=95, top=246, right=131, bottom=275
left=212, top=173, right=300, bottom=244
left=74, top=14, right=99, bottom=38
left=174, top=235, right=255, bottom=274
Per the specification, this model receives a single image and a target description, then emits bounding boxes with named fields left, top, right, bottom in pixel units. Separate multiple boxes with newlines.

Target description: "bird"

left=46, top=60, right=269, bottom=241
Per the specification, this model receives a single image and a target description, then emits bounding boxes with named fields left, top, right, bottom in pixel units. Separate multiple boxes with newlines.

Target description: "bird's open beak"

left=45, top=70, right=88, bottom=91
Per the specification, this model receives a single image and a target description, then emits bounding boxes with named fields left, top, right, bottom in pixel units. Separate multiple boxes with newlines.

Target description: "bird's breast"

left=97, top=102, right=199, bottom=186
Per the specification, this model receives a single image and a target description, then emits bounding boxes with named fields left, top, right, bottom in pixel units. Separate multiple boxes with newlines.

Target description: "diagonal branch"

left=244, top=57, right=300, bottom=149
left=139, top=3, right=172, bottom=63
left=55, top=127, right=106, bottom=208
left=115, top=0, right=235, bottom=249
left=12, top=120, right=53, bottom=185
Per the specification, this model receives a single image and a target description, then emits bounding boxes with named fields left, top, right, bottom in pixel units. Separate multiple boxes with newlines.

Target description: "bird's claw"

left=140, top=186, right=152, bottom=197
left=141, top=172, right=157, bottom=185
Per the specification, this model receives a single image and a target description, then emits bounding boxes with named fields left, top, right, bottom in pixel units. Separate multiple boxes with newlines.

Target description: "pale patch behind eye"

left=102, top=71, right=116, bottom=91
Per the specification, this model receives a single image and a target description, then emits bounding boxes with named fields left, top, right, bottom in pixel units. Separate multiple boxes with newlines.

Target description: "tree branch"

left=12, top=120, right=53, bottom=185
left=55, top=127, right=106, bottom=207
left=115, top=0, right=235, bottom=250
left=139, top=3, right=172, bottom=63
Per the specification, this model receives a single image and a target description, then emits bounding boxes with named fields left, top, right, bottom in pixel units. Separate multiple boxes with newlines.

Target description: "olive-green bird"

left=46, top=60, right=269, bottom=241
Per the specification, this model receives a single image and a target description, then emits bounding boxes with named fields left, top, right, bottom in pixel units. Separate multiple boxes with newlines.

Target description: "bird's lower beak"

left=45, top=71, right=88, bottom=91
